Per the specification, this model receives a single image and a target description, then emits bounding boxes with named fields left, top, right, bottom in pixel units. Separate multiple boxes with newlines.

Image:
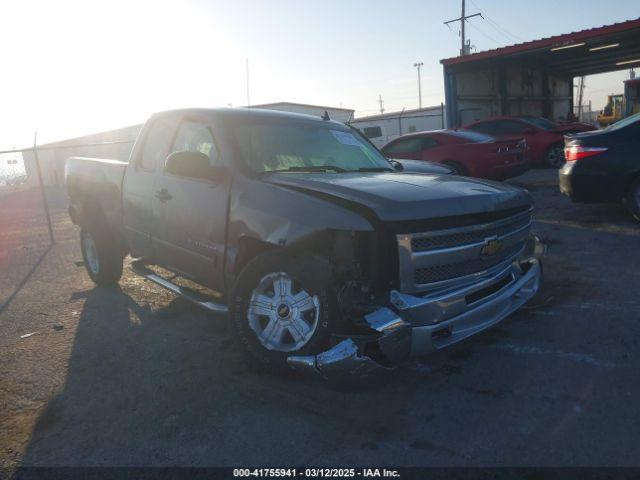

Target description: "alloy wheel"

left=547, top=146, right=565, bottom=168
left=247, top=272, right=320, bottom=352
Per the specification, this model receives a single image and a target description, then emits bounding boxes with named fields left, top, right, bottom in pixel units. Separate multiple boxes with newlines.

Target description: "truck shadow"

left=18, top=285, right=435, bottom=465
left=19, top=280, right=561, bottom=466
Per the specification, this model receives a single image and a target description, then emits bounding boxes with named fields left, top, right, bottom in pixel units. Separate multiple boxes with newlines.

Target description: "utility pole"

left=444, top=0, right=482, bottom=56
left=414, top=62, right=424, bottom=109
left=378, top=94, right=384, bottom=114
left=576, top=76, right=585, bottom=120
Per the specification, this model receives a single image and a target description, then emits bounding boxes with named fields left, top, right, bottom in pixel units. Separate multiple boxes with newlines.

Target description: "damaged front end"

left=287, top=308, right=410, bottom=380
left=287, top=234, right=546, bottom=380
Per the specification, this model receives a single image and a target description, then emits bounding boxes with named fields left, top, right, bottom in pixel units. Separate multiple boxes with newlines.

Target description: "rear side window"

left=467, top=121, right=498, bottom=135
left=494, top=120, right=528, bottom=135
left=363, top=126, right=383, bottom=139
left=171, top=120, right=220, bottom=165
left=140, top=117, right=177, bottom=171
left=383, top=138, right=425, bottom=155
left=421, top=137, right=439, bottom=149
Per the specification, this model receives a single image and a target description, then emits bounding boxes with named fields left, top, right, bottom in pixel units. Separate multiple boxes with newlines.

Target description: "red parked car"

left=463, top=116, right=596, bottom=168
left=381, top=130, right=528, bottom=180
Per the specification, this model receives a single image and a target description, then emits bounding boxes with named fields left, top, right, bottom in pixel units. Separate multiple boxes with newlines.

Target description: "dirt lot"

left=1, top=169, right=639, bottom=468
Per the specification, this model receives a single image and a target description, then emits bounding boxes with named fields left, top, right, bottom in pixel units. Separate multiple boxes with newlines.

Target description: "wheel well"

left=234, top=237, right=278, bottom=277
left=78, top=197, right=106, bottom=227
left=76, top=197, right=128, bottom=256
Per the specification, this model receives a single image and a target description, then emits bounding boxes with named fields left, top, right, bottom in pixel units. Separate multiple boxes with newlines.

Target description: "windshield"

left=605, top=112, right=640, bottom=131
left=229, top=119, right=393, bottom=173
left=521, top=117, right=558, bottom=130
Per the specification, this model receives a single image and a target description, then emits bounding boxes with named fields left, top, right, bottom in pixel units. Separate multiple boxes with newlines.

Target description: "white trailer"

left=350, top=105, right=445, bottom=148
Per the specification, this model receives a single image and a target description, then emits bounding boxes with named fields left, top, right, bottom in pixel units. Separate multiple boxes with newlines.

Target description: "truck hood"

left=263, top=172, right=532, bottom=222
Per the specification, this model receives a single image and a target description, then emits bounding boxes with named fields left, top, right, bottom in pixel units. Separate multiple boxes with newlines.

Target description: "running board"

left=130, top=260, right=228, bottom=314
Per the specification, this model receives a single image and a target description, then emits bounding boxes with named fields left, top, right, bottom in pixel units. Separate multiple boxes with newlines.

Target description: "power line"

left=467, top=21, right=503, bottom=47
left=484, top=16, right=523, bottom=43
left=468, top=0, right=524, bottom=43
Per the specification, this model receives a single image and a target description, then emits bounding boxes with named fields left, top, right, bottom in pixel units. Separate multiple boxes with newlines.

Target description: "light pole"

left=414, top=62, right=424, bottom=109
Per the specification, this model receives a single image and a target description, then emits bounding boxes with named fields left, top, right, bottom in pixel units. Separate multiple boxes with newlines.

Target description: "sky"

left=0, top=0, right=638, bottom=148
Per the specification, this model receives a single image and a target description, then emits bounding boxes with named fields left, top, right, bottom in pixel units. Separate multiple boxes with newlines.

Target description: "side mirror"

left=165, top=151, right=225, bottom=181
left=389, top=159, right=404, bottom=171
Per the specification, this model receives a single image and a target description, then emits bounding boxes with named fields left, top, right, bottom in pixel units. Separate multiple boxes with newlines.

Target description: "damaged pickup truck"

left=66, top=108, right=544, bottom=378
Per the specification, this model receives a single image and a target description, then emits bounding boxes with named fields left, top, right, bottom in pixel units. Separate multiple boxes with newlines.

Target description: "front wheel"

left=232, top=251, right=336, bottom=369
left=545, top=144, right=565, bottom=168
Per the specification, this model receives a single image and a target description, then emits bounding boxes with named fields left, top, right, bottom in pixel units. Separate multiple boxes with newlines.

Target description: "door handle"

left=155, top=188, right=173, bottom=202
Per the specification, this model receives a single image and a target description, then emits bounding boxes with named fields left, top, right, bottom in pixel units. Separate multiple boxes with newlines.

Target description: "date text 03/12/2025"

left=232, top=468, right=401, bottom=478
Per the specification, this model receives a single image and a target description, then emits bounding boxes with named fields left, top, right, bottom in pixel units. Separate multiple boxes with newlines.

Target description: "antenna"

left=378, top=94, right=385, bottom=114
left=245, top=58, right=251, bottom=107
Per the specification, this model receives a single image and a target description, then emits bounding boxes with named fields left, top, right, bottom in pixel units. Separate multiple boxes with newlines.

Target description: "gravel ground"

left=1, top=169, right=639, bottom=468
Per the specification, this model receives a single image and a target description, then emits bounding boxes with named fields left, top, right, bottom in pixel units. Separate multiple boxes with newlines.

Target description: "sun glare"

left=1, top=0, right=245, bottom=146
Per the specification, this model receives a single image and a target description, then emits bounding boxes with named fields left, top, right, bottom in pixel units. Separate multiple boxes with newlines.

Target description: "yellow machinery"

left=597, top=94, right=624, bottom=127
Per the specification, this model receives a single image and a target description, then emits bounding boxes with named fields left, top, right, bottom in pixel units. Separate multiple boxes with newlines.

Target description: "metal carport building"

left=441, top=18, right=640, bottom=128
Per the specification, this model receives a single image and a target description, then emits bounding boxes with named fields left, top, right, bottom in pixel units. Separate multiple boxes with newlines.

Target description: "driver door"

left=153, top=115, right=230, bottom=291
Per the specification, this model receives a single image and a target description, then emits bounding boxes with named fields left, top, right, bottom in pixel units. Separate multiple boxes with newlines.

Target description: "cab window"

left=139, top=117, right=177, bottom=171
left=171, top=120, right=220, bottom=165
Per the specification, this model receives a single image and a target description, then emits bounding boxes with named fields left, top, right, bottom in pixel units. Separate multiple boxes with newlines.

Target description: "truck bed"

left=65, top=156, right=128, bottom=232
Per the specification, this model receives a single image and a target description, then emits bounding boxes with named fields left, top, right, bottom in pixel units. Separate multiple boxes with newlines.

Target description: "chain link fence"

left=0, top=137, right=135, bottom=312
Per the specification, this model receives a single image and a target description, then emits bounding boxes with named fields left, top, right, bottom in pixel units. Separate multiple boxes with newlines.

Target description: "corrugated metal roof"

left=441, top=17, right=640, bottom=66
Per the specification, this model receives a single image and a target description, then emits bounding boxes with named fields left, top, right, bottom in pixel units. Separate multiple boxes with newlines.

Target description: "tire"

left=627, top=178, right=640, bottom=222
left=231, top=251, right=336, bottom=370
left=80, top=217, right=123, bottom=286
left=545, top=144, right=565, bottom=168
left=443, top=161, right=469, bottom=176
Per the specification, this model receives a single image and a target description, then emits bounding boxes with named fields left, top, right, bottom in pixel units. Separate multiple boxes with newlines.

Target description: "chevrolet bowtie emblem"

left=480, top=237, right=503, bottom=257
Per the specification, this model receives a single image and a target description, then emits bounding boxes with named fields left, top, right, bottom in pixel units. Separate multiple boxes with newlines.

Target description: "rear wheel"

left=80, top=218, right=123, bottom=286
left=627, top=178, right=640, bottom=222
left=232, top=251, right=336, bottom=369
left=545, top=144, right=565, bottom=168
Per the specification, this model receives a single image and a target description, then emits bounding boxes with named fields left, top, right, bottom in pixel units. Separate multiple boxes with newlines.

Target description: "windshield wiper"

left=353, top=167, right=394, bottom=172
left=269, top=165, right=348, bottom=173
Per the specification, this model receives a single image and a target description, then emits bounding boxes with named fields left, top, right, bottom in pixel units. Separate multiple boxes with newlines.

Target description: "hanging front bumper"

left=287, top=236, right=544, bottom=379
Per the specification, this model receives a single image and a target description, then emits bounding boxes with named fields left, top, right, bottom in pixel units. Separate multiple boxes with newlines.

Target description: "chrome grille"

left=411, top=212, right=531, bottom=252
left=396, top=209, right=532, bottom=293
left=414, top=242, right=524, bottom=285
